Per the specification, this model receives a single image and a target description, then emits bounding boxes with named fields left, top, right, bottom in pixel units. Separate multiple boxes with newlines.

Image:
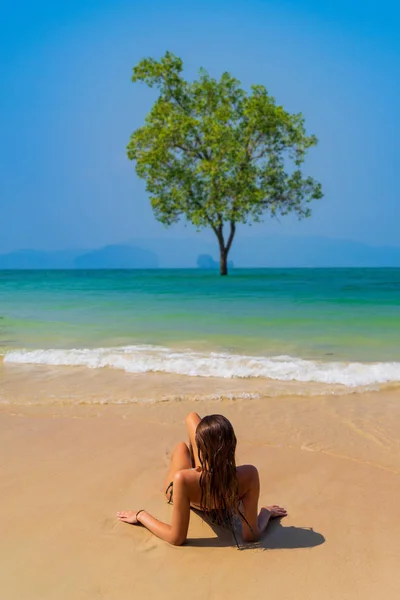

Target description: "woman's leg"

left=163, top=442, right=192, bottom=501
left=185, top=412, right=202, bottom=468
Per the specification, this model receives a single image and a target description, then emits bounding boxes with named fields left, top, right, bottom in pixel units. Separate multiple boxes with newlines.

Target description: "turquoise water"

left=1, top=268, right=400, bottom=359
left=1, top=269, right=400, bottom=386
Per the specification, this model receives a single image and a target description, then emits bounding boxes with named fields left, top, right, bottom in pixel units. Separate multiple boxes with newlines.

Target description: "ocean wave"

left=4, top=345, right=400, bottom=387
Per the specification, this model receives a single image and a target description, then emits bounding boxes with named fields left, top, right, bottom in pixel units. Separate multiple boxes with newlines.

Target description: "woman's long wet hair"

left=195, top=415, right=240, bottom=535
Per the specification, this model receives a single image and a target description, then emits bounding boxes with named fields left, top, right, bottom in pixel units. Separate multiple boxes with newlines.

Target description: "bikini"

left=165, top=480, right=174, bottom=504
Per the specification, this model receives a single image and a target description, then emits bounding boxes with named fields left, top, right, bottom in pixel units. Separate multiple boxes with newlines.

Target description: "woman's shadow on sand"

left=186, top=511, right=325, bottom=550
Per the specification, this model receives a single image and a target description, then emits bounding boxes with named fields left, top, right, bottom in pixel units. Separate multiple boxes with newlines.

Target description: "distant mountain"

left=0, top=245, right=158, bottom=269
left=0, top=249, right=82, bottom=269
left=1, top=236, right=400, bottom=269
left=131, top=237, right=216, bottom=268
left=231, top=235, right=400, bottom=268
left=74, top=245, right=159, bottom=269
left=126, top=236, right=400, bottom=268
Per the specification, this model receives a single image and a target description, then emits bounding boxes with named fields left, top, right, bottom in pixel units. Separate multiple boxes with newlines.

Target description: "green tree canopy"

left=127, top=52, right=323, bottom=274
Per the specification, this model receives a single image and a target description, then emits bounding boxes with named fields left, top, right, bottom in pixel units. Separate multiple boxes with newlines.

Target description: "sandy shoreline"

left=1, top=377, right=399, bottom=599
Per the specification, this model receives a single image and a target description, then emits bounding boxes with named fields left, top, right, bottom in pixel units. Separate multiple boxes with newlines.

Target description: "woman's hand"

left=262, top=505, right=287, bottom=518
left=117, top=510, right=142, bottom=525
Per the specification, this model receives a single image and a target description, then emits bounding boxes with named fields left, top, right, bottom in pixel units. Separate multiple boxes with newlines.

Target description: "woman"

left=117, top=412, right=287, bottom=546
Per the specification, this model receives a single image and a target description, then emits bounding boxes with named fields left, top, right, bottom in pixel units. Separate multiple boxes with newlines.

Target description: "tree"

left=127, top=52, right=323, bottom=275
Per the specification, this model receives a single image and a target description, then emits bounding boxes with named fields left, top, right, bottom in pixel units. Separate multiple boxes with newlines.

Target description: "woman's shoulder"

left=236, top=464, right=259, bottom=483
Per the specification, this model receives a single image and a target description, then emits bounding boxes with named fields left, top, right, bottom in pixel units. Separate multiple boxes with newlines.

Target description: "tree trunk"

left=220, top=247, right=228, bottom=276
left=214, top=220, right=236, bottom=276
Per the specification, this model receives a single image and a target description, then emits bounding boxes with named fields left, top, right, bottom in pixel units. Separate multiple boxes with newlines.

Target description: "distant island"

left=0, top=245, right=158, bottom=269
left=1, top=236, right=400, bottom=269
left=74, top=245, right=158, bottom=269
left=197, top=254, right=234, bottom=270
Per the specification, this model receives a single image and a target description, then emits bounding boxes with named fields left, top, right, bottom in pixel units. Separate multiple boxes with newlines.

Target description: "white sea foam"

left=4, top=345, right=400, bottom=387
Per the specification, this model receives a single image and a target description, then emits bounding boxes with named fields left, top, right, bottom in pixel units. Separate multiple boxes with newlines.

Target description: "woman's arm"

left=117, top=471, right=191, bottom=546
left=239, top=465, right=262, bottom=542
left=185, top=412, right=201, bottom=468
left=239, top=466, right=287, bottom=542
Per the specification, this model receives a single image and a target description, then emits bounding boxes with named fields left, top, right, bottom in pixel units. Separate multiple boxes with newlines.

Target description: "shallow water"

left=1, top=268, right=400, bottom=389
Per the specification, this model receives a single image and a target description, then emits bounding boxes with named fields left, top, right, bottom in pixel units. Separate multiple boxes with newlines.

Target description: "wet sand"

left=1, top=368, right=399, bottom=599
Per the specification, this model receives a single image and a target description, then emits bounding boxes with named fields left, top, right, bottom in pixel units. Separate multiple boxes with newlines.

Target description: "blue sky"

left=1, top=0, right=399, bottom=252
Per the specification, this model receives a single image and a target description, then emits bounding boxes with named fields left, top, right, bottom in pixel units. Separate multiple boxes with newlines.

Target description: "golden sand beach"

left=1, top=362, right=399, bottom=599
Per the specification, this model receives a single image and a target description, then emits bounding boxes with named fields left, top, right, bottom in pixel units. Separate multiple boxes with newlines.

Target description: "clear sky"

left=1, top=0, right=399, bottom=252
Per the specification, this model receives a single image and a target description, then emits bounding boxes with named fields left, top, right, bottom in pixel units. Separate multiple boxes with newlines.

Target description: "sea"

left=1, top=268, right=400, bottom=380
left=1, top=268, right=400, bottom=403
